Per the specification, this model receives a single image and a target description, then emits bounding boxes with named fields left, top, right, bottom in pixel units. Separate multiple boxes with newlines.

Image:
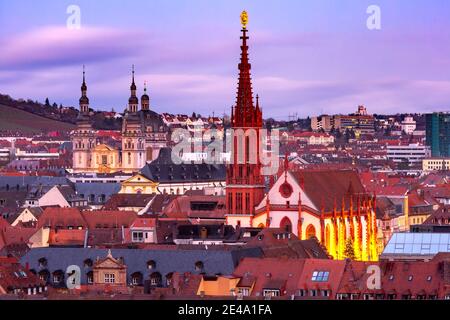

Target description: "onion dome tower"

left=128, top=65, right=139, bottom=113
left=72, top=65, right=95, bottom=172
left=141, top=81, right=150, bottom=111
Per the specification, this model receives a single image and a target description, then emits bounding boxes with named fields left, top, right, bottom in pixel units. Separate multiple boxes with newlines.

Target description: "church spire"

left=128, top=65, right=138, bottom=113
left=79, top=65, right=89, bottom=114
left=141, top=80, right=150, bottom=111
left=232, top=10, right=261, bottom=128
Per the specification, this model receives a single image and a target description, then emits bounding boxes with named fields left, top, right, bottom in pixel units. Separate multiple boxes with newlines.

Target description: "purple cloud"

left=0, top=26, right=147, bottom=70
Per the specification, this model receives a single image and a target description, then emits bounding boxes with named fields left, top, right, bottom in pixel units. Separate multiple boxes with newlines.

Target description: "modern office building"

left=426, top=112, right=450, bottom=157
left=386, top=143, right=431, bottom=169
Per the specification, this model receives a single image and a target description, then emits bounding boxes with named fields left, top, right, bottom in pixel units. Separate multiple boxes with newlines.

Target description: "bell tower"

left=72, top=65, right=95, bottom=172
left=121, top=65, right=146, bottom=173
left=226, top=11, right=265, bottom=228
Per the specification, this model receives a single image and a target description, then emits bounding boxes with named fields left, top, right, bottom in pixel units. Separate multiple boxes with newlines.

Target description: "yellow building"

left=91, top=144, right=120, bottom=174
left=422, top=158, right=450, bottom=171
left=93, top=250, right=127, bottom=287
left=197, top=275, right=241, bottom=297
left=119, top=173, right=159, bottom=194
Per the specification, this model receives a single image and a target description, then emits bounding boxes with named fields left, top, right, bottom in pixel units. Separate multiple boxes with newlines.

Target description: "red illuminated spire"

left=232, top=21, right=262, bottom=128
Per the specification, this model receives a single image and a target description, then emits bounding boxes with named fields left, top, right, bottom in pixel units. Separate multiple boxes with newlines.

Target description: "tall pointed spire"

left=128, top=64, right=138, bottom=113
left=79, top=65, right=89, bottom=114
left=141, top=80, right=150, bottom=111
left=232, top=10, right=262, bottom=128
left=131, top=64, right=136, bottom=90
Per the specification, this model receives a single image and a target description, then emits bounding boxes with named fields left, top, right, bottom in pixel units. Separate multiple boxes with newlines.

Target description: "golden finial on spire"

left=240, top=10, right=248, bottom=29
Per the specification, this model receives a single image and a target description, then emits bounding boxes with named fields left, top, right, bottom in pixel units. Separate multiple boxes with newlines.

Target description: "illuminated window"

left=104, top=273, right=115, bottom=283
left=311, top=271, right=329, bottom=282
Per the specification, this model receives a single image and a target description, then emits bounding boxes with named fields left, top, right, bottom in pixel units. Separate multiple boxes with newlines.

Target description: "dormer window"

left=83, top=259, right=93, bottom=268
left=312, top=271, right=329, bottom=282
left=38, top=258, right=48, bottom=268
left=147, top=260, right=156, bottom=269
left=195, top=261, right=204, bottom=271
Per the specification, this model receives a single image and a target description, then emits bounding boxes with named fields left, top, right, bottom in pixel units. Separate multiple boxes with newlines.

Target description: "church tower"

left=72, top=66, right=95, bottom=172
left=141, top=81, right=150, bottom=111
left=121, top=65, right=146, bottom=173
left=226, top=11, right=265, bottom=228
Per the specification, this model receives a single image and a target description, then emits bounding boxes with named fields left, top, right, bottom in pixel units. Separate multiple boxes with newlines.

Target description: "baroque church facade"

left=224, top=12, right=378, bottom=261
left=72, top=67, right=168, bottom=174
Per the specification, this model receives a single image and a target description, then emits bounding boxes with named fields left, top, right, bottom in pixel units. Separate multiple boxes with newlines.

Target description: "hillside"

left=0, top=104, right=75, bottom=134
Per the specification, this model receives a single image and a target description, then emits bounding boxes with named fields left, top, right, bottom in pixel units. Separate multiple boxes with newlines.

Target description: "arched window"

left=280, top=216, right=292, bottom=233
left=305, top=224, right=316, bottom=239
left=165, top=272, right=174, bottom=286
left=325, top=224, right=331, bottom=251
left=195, top=261, right=204, bottom=272
left=38, top=257, right=48, bottom=268
left=83, top=259, right=93, bottom=268
left=131, top=272, right=143, bottom=286
left=86, top=271, right=93, bottom=284
left=52, top=270, right=64, bottom=285
left=147, top=260, right=156, bottom=269
left=150, top=272, right=162, bottom=287
left=38, top=269, right=50, bottom=283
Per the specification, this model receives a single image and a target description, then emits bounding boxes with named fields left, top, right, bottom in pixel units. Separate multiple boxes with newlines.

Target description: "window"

left=131, top=272, right=143, bottom=285
left=298, top=289, right=307, bottom=297
left=310, top=289, right=317, bottom=297
left=195, top=261, right=204, bottom=271
left=245, top=192, right=250, bottom=212
left=104, top=273, right=115, bottom=284
left=311, top=271, right=329, bottom=282
left=150, top=272, right=162, bottom=286
left=38, top=258, right=48, bottom=268
left=408, top=275, right=413, bottom=281
left=263, top=289, right=280, bottom=297
left=83, top=259, right=93, bottom=268
left=238, top=288, right=250, bottom=297
left=363, top=294, right=373, bottom=300
left=350, top=293, right=359, bottom=300
left=388, top=275, right=394, bottom=281
left=426, top=276, right=432, bottom=282
left=87, top=272, right=93, bottom=284
left=147, top=260, right=156, bottom=269
left=321, top=290, right=330, bottom=297
left=336, top=293, right=349, bottom=300
left=52, top=273, right=63, bottom=284
left=132, top=231, right=144, bottom=243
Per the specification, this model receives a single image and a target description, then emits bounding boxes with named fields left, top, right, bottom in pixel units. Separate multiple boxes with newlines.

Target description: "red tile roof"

left=37, top=207, right=87, bottom=229
left=292, top=169, right=368, bottom=212
left=81, top=210, right=137, bottom=229
left=48, top=229, right=86, bottom=246
left=233, top=257, right=306, bottom=296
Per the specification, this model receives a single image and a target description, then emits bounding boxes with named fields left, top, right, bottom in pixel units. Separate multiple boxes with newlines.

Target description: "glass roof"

left=382, top=233, right=450, bottom=255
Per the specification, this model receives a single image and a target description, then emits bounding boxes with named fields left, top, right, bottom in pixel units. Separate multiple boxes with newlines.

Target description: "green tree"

left=344, top=238, right=356, bottom=260
left=45, top=97, right=50, bottom=106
